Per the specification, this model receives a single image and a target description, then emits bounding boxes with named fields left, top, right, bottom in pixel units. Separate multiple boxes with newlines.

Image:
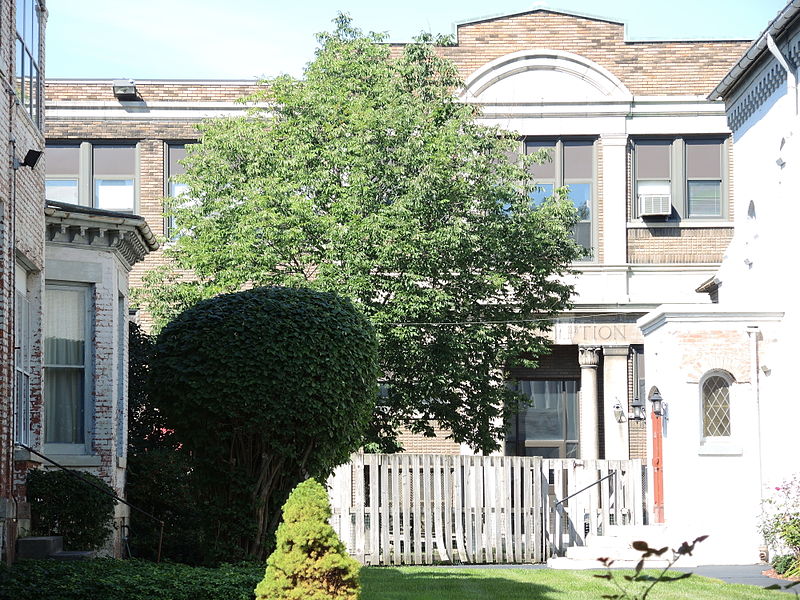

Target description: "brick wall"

left=627, top=227, right=734, bottom=263
left=391, top=10, right=748, bottom=97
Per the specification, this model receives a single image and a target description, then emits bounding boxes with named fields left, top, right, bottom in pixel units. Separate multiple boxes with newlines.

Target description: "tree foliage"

left=141, top=14, right=581, bottom=453
left=149, top=286, right=378, bottom=560
left=255, top=479, right=360, bottom=600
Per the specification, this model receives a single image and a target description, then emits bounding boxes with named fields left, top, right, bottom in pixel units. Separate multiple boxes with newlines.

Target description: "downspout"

left=746, top=326, right=763, bottom=499
left=766, top=33, right=798, bottom=115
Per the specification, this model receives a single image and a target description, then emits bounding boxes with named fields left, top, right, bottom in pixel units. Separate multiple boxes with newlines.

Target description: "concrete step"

left=16, top=536, right=63, bottom=559
left=50, top=550, right=95, bottom=561
left=566, top=545, right=687, bottom=563
left=548, top=555, right=676, bottom=570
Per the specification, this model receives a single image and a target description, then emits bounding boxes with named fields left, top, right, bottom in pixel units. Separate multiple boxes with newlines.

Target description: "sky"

left=45, top=0, right=789, bottom=81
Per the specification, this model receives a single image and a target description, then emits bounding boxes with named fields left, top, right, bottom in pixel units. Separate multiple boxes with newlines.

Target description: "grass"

left=360, top=566, right=791, bottom=599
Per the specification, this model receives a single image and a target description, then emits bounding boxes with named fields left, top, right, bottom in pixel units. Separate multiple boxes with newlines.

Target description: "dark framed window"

left=506, top=379, right=579, bottom=458
left=45, top=142, right=138, bottom=213
left=16, top=0, right=43, bottom=127
left=526, top=138, right=595, bottom=259
left=633, top=138, right=726, bottom=220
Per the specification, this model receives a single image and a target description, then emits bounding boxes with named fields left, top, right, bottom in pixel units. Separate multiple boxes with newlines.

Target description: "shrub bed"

left=0, top=559, right=263, bottom=600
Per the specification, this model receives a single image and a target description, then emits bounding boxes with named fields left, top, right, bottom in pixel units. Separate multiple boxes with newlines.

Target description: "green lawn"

left=360, top=567, right=791, bottom=600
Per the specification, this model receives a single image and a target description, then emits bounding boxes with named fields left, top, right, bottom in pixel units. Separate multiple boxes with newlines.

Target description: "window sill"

left=627, top=221, right=732, bottom=229
left=42, top=454, right=103, bottom=467
left=698, top=442, right=742, bottom=456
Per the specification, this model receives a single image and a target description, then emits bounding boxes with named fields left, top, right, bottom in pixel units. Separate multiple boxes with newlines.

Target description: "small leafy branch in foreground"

left=594, top=535, right=707, bottom=600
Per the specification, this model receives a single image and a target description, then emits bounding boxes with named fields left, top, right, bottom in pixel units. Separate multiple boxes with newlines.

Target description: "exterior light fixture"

left=649, top=388, right=665, bottom=417
left=12, top=149, right=42, bottom=170
left=629, top=400, right=646, bottom=422
left=613, top=402, right=625, bottom=423
left=112, top=79, right=138, bottom=100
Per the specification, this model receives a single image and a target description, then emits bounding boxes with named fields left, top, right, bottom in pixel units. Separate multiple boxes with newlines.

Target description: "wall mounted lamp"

left=112, top=79, right=138, bottom=100
left=12, top=149, right=42, bottom=170
left=649, top=388, right=666, bottom=417
left=613, top=400, right=646, bottom=423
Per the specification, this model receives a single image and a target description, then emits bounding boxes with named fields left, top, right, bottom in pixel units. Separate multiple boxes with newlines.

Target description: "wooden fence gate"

left=327, top=454, right=644, bottom=565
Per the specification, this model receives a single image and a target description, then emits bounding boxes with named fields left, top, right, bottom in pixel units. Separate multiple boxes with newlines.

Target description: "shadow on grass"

left=361, top=567, right=559, bottom=600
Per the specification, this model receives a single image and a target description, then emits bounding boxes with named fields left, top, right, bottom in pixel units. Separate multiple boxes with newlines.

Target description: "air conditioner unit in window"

left=638, top=194, right=672, bottom=217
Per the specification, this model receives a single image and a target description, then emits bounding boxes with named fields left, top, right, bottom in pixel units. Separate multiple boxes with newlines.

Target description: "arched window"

left=701, top=373, right=732, bottom=438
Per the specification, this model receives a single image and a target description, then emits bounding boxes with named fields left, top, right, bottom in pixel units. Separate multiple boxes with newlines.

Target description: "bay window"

left=44, top=285, right=91, bottom=450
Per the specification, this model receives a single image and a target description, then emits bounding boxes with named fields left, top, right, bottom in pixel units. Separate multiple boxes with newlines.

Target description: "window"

left=526, top=139, right=594, bottom=258
left=44, top=285, right=91, bottom=450
left=45, top=142, right=138, bottom=213
left=506, top=379, right=579, bottom=458
left=16, top=0, right=43, bottom=127
left=701, top=373, right=731, bottom=438
left=14, top=264, right=32, bottom=445
left=165, top=144, right=190, bottom=237
left=633, top=138, right=726, bottom=219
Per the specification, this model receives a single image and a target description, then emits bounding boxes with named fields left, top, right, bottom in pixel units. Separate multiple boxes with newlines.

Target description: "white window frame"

left=698, top=369, right=741, bottom=456
left=632, top=137, right=728, bottom=221
left=14, top=264, right=32, bottom=445
left=44, top=283, right=93, bottom=455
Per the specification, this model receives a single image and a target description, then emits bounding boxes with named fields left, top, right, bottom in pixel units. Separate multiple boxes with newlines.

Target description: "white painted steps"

left=547, top=525, right=699, bottom=569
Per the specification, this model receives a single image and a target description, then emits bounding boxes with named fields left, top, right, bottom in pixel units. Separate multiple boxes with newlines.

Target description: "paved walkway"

left=674, top=564, right=798, bottom=594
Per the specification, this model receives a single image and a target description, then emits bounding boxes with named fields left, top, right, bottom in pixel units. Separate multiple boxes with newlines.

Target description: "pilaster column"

left=579, top=346, right=601, bottom=459
left=603, top=345, right=630, bottom=460
left=600, top=134, right=628, bottom=265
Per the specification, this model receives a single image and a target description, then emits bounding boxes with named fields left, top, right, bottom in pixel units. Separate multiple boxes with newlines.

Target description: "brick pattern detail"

left=627, top=227, right=733, bottom=263
left=390, top=11, right=749, bottom=97
left=396, top=423, right=462, bottom=454
left=627, top=349, right=646, bottom=460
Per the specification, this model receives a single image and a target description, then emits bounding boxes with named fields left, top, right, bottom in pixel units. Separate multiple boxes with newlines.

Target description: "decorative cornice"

left=726, top=59, right=788, bottom=132
left=44, top=202, right=158, bottom=269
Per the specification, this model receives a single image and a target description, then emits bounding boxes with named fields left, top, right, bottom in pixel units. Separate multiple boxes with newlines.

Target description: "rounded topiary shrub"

left=150, top=286, right=378, bottom=561
left=256, top=478, right=360, bottom=600
left=26, top=469, right=116, bottom=551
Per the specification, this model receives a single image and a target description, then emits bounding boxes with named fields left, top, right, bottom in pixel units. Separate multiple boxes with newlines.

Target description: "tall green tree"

left=142, top=14, right=581, bottom=453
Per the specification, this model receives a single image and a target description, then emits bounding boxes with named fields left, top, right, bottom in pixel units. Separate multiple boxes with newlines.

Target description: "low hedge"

left=0, top=559, right=263, bottom=600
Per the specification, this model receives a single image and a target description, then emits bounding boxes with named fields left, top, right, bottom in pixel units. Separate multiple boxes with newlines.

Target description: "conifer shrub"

left=255, top=478, right=360, bottom=600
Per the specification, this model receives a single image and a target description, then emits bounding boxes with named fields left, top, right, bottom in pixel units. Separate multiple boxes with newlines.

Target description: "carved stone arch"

left=461, top=49, right=633, bottom=103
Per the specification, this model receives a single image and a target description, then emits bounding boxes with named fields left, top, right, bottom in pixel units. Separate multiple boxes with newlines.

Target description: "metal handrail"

left=18, top=443, right=165, bottom=562
left=554, top=470, right=616, bottom=506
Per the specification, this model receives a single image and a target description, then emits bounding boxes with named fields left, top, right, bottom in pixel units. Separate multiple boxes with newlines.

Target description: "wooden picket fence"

left=327, top=454, right=644, bottom=565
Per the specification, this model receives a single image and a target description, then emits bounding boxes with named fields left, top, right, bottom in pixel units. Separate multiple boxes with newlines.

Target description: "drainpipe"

left=746, top=326, right=763, bottom=498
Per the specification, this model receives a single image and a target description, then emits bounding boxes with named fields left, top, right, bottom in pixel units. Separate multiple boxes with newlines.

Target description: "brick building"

left=0, top=0, right=157, bottom=562
left=42, top=10, right=750, bottom=468
left=0, top=0, right=48, bottom=563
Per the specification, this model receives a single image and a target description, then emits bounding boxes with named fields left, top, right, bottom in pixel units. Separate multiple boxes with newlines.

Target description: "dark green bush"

left=774, top=554, right=796, bottom=574
left=26, top=469, right=116, bottom=550
left=0, top=559, right=262, bottom=600
left=256, top=478, right=360, bottom=600
left=149, top=286, right=378, bottom=562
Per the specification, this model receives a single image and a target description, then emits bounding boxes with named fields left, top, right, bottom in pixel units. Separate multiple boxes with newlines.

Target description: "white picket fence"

left=327, top=454, right=644, bottom=565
